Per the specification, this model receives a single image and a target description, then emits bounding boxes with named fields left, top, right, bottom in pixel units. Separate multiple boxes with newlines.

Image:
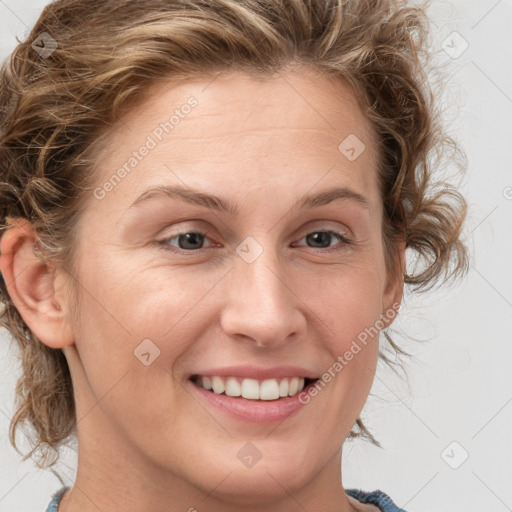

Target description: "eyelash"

left=155, top=229, right=353, bottom=255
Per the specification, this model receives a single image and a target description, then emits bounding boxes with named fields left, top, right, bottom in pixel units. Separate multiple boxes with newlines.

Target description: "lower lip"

left=189, top=380, right=310, bottom=423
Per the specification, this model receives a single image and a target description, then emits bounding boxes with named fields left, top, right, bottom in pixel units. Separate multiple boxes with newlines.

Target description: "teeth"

left=197, top=376, right=307, bottom=400
left=225, top=377, right=241, bottom=397
left=288, top=377, right=299, bottom=396
left=260, top=379, right=280, bottom=400
left=279, top=378, right=289, bottom=397
left=211, top=376, right=225, bottom=394
left=241, top=378, right=260, bottom=399
left=202, top=376, right=213, bottom=390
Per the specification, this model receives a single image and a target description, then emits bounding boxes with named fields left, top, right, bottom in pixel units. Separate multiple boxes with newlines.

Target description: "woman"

left=0, top=0, right=468, bottom=511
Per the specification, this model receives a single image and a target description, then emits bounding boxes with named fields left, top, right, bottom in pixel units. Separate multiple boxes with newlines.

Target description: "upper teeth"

left=197, top=376, right=306, bottom=401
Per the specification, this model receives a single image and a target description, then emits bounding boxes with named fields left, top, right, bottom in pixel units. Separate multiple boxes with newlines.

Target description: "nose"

left=219, top=244, right=307, bottom=348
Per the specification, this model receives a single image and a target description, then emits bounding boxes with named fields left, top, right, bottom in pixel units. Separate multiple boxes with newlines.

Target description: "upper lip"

left=189, top=365, right=319, bottom=381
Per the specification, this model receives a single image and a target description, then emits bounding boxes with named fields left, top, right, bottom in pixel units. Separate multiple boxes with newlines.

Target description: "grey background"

left=0, top=1, right=511, bottom=510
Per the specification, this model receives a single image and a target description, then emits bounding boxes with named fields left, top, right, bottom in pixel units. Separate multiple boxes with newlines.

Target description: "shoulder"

left=44, top=487, right=69, bottom=512
left=346, top=488, right=408, bottom=512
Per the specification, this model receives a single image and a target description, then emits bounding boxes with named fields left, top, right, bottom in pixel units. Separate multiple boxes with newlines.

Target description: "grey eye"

left=167, top=232, right=207, bottom=250
left=305, top=231, right=337, bottom=248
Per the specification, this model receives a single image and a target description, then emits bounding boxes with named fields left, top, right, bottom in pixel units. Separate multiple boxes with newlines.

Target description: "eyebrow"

left=129, top=184, right=369, bottom=214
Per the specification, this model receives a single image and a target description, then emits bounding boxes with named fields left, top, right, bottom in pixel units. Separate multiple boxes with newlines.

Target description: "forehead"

left=90, top=67, right=379, bottom=205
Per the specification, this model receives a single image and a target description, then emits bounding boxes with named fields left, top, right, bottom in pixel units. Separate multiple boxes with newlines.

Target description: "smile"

left=191, top=375, right=315, bottom=400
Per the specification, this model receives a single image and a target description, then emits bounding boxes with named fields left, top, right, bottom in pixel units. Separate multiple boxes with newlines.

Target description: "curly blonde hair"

left=0, top=0, right=468, bottom=466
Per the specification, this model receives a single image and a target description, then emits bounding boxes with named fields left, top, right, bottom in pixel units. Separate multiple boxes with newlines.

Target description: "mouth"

left=187, top=365, right=321, bottom=422
left=190, top=375, right=319, bottom=401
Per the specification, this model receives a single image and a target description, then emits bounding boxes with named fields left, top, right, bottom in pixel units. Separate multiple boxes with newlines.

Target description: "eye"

left=157, top=230, right=215, bottom=251
left=156, top=228, right=351, bottom=254
left=294, top=230, right=351, bottom=251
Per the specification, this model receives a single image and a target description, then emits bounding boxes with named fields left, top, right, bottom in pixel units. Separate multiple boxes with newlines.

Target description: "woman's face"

left=63, top=68, right=402, bottom=503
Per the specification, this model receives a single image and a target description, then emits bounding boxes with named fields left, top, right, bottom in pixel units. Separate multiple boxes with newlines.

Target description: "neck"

left=59, top=425, right=357, bottom=512
left=58, top=358, right=358, bottom=512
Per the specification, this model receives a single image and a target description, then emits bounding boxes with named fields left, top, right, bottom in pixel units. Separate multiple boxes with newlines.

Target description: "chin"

left=206, top=467, right=309, bottom=506
left=224, top=452, right=316, bottom=500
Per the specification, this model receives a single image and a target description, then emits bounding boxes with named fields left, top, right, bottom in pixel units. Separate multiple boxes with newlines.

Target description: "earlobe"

left=382, top=239, right=406, bottom=327
left=0, top=218, right=74, bottom=349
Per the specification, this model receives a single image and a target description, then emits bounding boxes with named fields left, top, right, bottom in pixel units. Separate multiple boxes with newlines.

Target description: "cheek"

left=306, top=263, right=385, bottom=341
left=69, top=257, right=223, bottom=394
left=301, top=266, right=383, bottom=412
left=74, top=251, right=219, bottom=336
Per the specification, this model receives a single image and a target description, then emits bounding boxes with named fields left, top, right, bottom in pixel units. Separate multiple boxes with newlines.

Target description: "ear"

left=0, top=218, right=74, bottom=348
left=381, top=238, right=406, bottom=328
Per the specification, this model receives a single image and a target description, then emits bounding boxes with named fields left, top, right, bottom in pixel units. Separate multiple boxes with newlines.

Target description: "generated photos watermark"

left=93, top=97, right=198, bottom=200
left=298, top=302, right=401, bottom=405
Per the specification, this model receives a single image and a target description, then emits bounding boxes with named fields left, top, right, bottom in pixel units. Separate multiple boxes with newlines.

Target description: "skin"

left=0, top=66, right=403, bottom=512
